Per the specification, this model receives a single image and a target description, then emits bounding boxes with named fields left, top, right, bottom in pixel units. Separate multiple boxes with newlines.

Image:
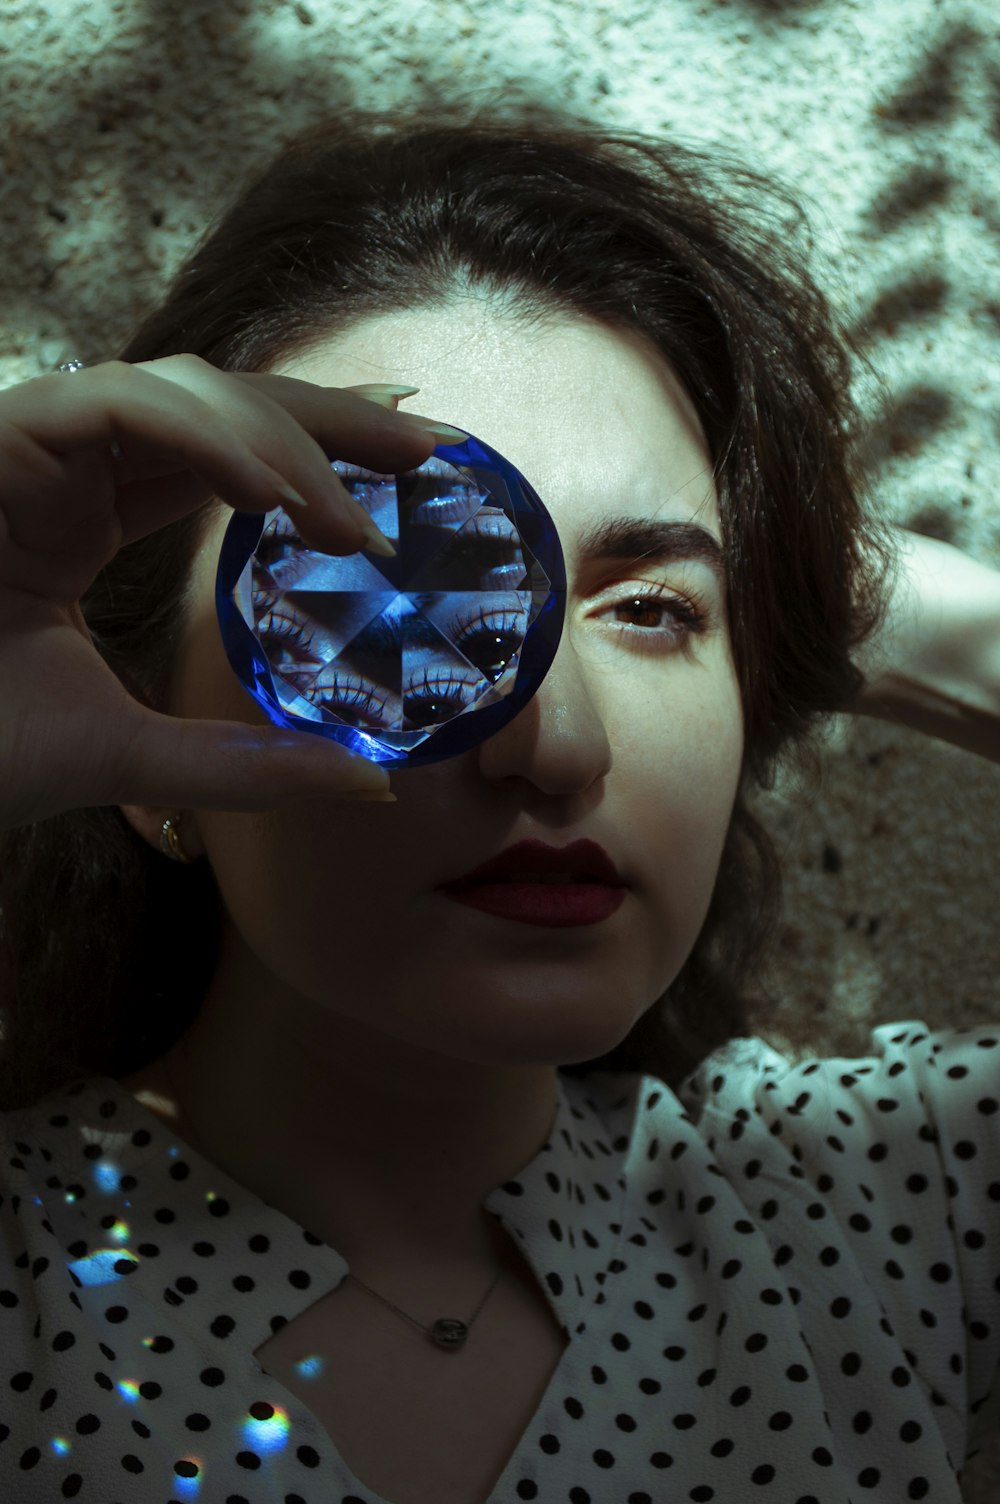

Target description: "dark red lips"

left=442, top=838, right=623, bottom=887
left=439, top=840, right=626, bottom=928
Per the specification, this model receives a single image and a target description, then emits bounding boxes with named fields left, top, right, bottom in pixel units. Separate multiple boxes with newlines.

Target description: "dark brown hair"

left=0, top=102, right=897, bottom=1111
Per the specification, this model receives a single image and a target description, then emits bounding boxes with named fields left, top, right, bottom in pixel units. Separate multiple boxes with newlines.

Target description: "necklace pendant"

left=431, top=1317, right=468, bottom=1349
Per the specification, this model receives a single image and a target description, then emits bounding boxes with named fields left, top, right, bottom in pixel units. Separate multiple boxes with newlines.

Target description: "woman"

left=1, top=106, right=997, bottom=1504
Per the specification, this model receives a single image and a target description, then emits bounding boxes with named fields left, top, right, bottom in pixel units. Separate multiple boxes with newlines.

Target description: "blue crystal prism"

left=216, top=432, right=566, bottom=768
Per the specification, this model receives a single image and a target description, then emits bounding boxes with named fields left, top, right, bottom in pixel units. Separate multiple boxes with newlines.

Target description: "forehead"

left=275, top=303, right=721, bottom=544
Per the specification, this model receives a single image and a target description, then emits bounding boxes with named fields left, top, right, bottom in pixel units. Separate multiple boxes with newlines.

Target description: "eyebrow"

left=577, top=516, right=727, bottom=588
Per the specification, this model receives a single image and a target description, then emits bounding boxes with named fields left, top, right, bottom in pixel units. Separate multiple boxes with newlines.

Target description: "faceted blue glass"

left=215, top=431, right=566, bottom=768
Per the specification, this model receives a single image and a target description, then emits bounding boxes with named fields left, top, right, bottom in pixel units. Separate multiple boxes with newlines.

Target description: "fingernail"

left=344, top=497, right=396, bottom=556
left=358, top=519, right=397, bottom=557
left=355, top=384, right=422, bottom=402
left=396, top=416, right=469, bottom=443
left=278, top=484, right=310, bottom=511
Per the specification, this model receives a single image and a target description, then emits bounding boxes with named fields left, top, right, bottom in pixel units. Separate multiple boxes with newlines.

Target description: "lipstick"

left=439, top=838, right=627, bottom=928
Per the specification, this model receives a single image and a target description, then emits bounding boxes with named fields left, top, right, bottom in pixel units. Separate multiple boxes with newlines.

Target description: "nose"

left=476, top=631, right=612, bottom=797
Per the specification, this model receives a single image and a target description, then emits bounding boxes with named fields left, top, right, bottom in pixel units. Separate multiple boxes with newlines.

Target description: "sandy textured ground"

left=2, top=0, right=999, bottom=1494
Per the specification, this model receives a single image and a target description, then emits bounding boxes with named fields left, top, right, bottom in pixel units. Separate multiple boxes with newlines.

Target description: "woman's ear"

left=118, top=804, right=205, bottom=861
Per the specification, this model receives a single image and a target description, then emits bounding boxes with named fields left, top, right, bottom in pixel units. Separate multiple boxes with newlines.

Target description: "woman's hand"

left=0, top=355, right=449, bottom=831
left=850, top=527, right=1000, bottom=764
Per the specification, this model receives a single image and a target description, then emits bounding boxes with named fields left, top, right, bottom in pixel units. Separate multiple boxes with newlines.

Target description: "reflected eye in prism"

left=215, top=430, right=566, bottom=769
left=245, top=598, right=524, bottom=735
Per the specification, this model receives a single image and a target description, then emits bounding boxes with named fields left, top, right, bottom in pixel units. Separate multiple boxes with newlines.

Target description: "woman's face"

left=165, top=304, right=744, bottom=1071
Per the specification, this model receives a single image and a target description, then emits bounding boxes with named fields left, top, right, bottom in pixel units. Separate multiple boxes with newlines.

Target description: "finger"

left=104, top=705, right=395, bottom=813
left=224, top=369, right=459, bottom=477
left=136, top=362, right=461, bottom=553
left=5, top=362, right=439, bottom=472
left=0, top=370, right=326, bottom=599
left=105, top=390, right=439, bottom=546
left=8, top=360, right=448, bottom=536
left=3, top=361, right=321, bottom=539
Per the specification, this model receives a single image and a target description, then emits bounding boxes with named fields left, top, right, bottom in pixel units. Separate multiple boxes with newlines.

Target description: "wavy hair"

left=0, top=102, right=897, bottom=1110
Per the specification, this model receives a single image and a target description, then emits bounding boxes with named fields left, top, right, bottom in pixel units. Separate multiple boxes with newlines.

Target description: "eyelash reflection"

left=253, top=599, right=484, bottom=730
left=252, top=602, right=523, bottom=690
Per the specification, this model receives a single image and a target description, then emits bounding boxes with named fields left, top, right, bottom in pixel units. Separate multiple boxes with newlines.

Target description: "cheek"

left=195, top=801, right=432, bottom=981
left=615, top=661, right=744, bottom=891
left=616, top=650, right=743, bottom=785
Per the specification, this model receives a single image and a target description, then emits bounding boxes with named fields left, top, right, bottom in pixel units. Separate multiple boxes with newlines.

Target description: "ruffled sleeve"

left=677, top=1019, right=1000, bottom=1468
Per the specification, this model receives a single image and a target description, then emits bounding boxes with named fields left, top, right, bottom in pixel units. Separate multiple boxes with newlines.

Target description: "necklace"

left=158, top=1055, right=503, bottom=1349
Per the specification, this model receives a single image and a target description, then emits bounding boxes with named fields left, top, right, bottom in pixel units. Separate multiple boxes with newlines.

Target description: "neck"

left=121, top=923, right=562, bottom=1273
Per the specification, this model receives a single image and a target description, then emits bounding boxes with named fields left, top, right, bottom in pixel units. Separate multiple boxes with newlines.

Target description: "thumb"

left=108, top=711, right=394, bottom=813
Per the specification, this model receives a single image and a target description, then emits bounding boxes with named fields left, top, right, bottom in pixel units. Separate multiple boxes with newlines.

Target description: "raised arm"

left=849, top=527, right=1000, bottom=765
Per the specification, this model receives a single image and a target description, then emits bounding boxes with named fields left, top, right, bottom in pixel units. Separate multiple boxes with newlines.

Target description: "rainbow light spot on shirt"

left=172, top=1457, right=203, bottom=1497
left=116, top=1379, right=142, bottom=1403
left=49, top=1437, right=72, bottom=1456
left=94, top=1160, right=122, bottom=1193
left=67, top=1247, right=140, bottom=1286
left=293, top=1353, right=326, bottom=1381
left=243, top=1401, right=292, bottom=1455
left=109, top=1218, right=131, bottom=1242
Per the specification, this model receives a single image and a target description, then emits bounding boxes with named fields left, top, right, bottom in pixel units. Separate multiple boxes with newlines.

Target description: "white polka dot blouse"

left=2, top=1019, right=999, bottom=1502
